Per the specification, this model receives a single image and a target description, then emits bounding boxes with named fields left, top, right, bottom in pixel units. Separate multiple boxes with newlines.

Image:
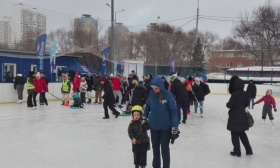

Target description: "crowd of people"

left=11, top=70, right=278, bottom=168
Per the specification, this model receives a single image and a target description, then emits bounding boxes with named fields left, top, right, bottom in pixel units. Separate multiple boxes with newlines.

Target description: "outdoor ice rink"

left=0, top=94, right=279, bottom=168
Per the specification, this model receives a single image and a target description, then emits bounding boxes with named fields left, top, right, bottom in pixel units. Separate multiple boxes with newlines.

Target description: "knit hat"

left=100, top=76, right=106, bottom=82
left=266, top=89, right=272, bottom=96
left=188, top=76, right=193, bottom=81
left=35, top=72, right=40, bottom=77
left=110, top=73, right=113, bottom=77
left=29, top=71, right=35, bottom=76
left=81, top=77, right=85, bottom=81
left=75, top=72, right=79, bottom=75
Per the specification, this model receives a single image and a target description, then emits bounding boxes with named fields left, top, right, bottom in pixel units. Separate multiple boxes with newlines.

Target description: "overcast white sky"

left=0, top=0, right=275, bottom=38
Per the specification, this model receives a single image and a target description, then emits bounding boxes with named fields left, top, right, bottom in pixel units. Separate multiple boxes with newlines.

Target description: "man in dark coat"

left=100, top=77, right=120, bottom=119
left=144, top=75, right=152, bottom=97
left=85, top=71, right=94, bottom=104
left=192, top=77, right=206, bottom=117
left=246, top=80, right=257, bottom=109
left=161, top=76, right=169, bottom=90
left=171, top=77, right=189, bottom=124
left=131, top=81, right=147, bottom=107
left=226, top=76, right=253, bottom=157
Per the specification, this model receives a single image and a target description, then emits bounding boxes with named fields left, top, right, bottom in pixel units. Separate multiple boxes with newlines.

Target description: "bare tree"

left=233, top=0, right=280, bottom=66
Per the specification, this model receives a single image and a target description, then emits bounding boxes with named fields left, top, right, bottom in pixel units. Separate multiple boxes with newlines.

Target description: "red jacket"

left=256, top=95, right=276, bottom=108
left=72, top=77, right=81, bottom=91
left=34, top=78, right=48, bottom=93
left=112, top=77, right=121, bottom=91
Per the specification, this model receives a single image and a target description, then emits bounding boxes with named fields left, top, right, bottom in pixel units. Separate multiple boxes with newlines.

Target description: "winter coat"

left=144, top=79, right=152, bottom=97
left=102, top=79, right=115, bottom=104
left=14, top=74, right=25, bottom=89
left=246, top=82, right=257, bottom=98
left=128, top=78, right=133, bottom=90
left=192, top=82, right=206, bottom=101
left=79, top=81, right=88, bottom=93
left=42, top=77, right=48, bottom=85
left=170, top=78, right=189, bottom=104
left=163, top=81, right=169, bottom=90
left=72, top=76, right=81, bottom=91
left=85, top=75, right=94, bottom=90
left=131, top=84, right=147, bottom=107
left=112, top=76, right=123, bottom=91
left=144, top=76, right=179, bottom=130
left=122, top=81, right=128, bottom=93
left=128, top=120, right=150, bottom=144
left=33, top=78, right=48, bottom=93
left=94, top=76, right=102, bottom=89
left=256, top=95, right=276, bottom=108
left=226, top=77, right=250, bottom=132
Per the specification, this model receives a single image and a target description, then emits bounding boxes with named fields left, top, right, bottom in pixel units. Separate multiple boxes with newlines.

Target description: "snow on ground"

left=0, top=95, right=279, bottom=168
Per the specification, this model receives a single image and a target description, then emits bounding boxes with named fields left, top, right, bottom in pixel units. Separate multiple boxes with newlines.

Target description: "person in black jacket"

left=226, top=76, right=253, bottom=157
left=94, top=73, right=103, bottom=104
left=100, top=77, right=120, bottom=119
left=144, top=75, right=152, bottom=97
left=121, top=75, right=129, bottom=105
left=161, top=76, right=169, bottom=90
left=170, top=77, right=189, bottom=124
left=246, top=80, right=257, bottom=109
left=131, top=81, right=147, bottom=107
left=85, top=71, right=94, bottom=104
left=192, top=77, right=206, bottom=117
left=14, top=73, right=25, bottom=104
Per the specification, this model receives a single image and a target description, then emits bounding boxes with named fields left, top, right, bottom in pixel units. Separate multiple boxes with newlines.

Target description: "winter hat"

left=75, top=72, right=79, bottom=75
left=100, top=76, right=106, bottom=82
left=188, top=76, right=193, bottom=81
left=35, top=72, right=40, bottom=77
left=110, top=73, right=113, bottom=77
left=29, top=71, right=35, bottom=76
left=81, top=77, right=85, bottom=81
left=266, top=89, right=272, bottom=96
left=116, top=74, right=121, bottom=77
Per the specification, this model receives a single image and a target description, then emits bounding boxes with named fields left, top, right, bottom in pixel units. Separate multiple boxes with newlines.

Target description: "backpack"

left=186, top=82, right=192, bottom=92
left=202, top=83, right=211, bottom=95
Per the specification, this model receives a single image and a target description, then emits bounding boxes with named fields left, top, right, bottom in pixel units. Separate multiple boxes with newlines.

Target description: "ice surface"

left=0, top=95, right=279, bottom=168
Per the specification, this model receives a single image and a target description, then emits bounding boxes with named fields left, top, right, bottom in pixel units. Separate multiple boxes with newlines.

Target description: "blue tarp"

left=61, top=63, right=98, bottom=75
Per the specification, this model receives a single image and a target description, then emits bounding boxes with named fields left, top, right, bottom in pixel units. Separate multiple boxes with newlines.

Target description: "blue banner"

left=36, top=34, right=47, bottom=71
left=101, top=47, right=110, bottom=77
left=49, top=41, right=57, bottom=73
left=170, top=59, right=175, bottom=73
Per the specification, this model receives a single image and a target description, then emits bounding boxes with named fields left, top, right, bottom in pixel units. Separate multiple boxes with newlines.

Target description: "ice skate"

left=98, top=101, right=102, bottom=104
left=46, top=105, right=49, bottom=109
left=271, top=120, right=274, bottom=124
left=262, top=119, right=266, bottom=124
left=200, top=114, right=204, bottom=118
left=182, top=120, right=186, bottom=124
left=93, top=100, right=98, bottom=104
left=230, top=151, right=241, bottom=157
left=87, top=99, right=92, bottom=104
left=16, top=100, right=22, bottom=104
left=32, top=106, right=37, bottom=110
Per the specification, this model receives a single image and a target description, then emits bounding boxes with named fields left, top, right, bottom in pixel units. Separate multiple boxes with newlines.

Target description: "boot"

left=182, top=120, right=186, bottom=124
left=135, top=165, right=139, bottom=168
left=87, top=99, right=92, bottom=104
left=98, top=101, right=102, bottom=104
left=61, top=100, right=65, bottom=105
left=246, top=151, right=253, bottom=155
left=93, top=100, right=98, bottom=104
left=140, top=166, right=145, bottom=168
left=230, top=151, right=241, bottom=157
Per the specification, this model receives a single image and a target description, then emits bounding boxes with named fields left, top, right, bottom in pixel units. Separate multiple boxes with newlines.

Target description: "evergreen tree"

left=190, top=38, right=205, bottom=74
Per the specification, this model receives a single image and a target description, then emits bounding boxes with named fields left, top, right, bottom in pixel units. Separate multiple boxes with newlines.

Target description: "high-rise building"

left=74, top=14, right=98, bottom=47
left=0, top=3, right=46, bottom=49
left=0, top=17, right=11, bottom=47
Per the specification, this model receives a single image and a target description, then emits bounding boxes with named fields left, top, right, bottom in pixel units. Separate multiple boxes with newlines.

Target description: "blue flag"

left=36, top=34, right=47, bottom=71
left=49, top=41, right=57, bottom=73
left=101, top=47, right=110, bottom=77
left=170, top=59, right=175, bottom=73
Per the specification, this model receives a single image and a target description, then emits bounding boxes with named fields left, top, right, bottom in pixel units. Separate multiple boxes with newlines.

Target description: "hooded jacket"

left=246, top=80, right=257, bottom=98
left=33, top=78, right=48, bottom=93
left=131, top=84, right=147, bottom=107
left=170, top=78, right=189, bottom=104
left=102, top=79, right=115, bottom=104
left=226, top=77, right=250, bottom=132
left=144, top=76, right=179, bottom=130
left=72, top=76, right=81, bottom=91
left=14, top=74, right=25, bottom=89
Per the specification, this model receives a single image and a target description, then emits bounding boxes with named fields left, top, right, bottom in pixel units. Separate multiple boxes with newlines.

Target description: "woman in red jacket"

left=32, top=72, right=49, bottom=110
left=72, top=72, right=81, bottom=93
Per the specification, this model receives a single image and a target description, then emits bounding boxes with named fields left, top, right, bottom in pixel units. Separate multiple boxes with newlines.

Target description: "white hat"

left=35, top=72, right=40, bottom=77
left=110, top=73, right=113, bottom=77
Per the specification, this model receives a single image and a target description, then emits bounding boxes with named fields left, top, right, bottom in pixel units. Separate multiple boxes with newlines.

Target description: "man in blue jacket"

left=144, top=76, right=179, bottom=168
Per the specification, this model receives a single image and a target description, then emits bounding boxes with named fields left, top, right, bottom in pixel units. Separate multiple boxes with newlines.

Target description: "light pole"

left=155, top=16, right=160, bottom=76
left=195, top=0, right=200, bottom=42
left=106, top=2, right=125, bottom=75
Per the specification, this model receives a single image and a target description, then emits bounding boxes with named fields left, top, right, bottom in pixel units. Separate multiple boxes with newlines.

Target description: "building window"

left=216, top=63, right=221, bottom=67
left=251, top=62, right=255, bottom=66
left=237, top=63, right=243, bottom=67
left=226, top=62, right=232, bottom=67
left=31, top=64, right=37, bottom=72
left=3, top=63, right=16, bottom=82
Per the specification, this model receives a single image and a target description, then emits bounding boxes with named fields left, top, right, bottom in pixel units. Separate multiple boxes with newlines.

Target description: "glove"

left=274, top=108, right=277, bottom=112
left=170, top=127, right=180, bottom=144
left=141, top=116, right=147, bottom=125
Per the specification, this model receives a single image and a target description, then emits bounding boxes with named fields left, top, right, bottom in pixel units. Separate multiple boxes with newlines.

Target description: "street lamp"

left=155, top=16, right=160, bottom=76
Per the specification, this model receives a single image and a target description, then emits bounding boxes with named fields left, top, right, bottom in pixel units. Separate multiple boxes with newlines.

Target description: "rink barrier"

left=0, top=83, right=279, bottom=104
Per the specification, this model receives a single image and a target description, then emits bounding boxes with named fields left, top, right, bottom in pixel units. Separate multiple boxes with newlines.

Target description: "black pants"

left=231, top=131, right=252, bottom=154
left=33, top=92, right=48, bottom=106
left=103, top=101, right=119, bottom=118
left=121, top=93, right=127, bottom=105
left=133, top=143, right=148, bottom=167
left=80, top=92, right=86, bottom=104
left=27, top=94, right=34, bottom=107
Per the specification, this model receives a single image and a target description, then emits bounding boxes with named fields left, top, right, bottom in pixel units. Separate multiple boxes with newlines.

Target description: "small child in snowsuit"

left=128, top=105, right=150, bottom=168
left=79, top=77, right=88, bottom=105
left=254, top=89, right=277, bottom=123
left=71, top=93, right=84, bottom=108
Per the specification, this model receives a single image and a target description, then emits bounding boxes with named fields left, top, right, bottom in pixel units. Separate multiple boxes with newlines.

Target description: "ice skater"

left=79, top=77, right=88, bottom=105
left=14, top=72, right=25, bottom=104
left=85, top=71, right=94, bottom=104
left=72, top=72, right=81, bottom=93
left=100, top=77, right=120, bottom=119
left=33, top=72, right=49, bottom=110
left=61, top=74, right=71, bottom=105
left=128, top=105, right=150, bottom=168
left=253, top=89, right=277, bottom=123
left=246, top=80, right=257, bottom=109
left=227, top=76, right=253, bottom=157
left=26, top=71, right=35, bottom=108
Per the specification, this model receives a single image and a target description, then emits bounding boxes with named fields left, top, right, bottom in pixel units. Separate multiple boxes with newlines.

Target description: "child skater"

left=79, top=77, right=88, bottom=105
left=128, top=105, right=150, bottom=168
left=254, top=89, right=277, bottom=123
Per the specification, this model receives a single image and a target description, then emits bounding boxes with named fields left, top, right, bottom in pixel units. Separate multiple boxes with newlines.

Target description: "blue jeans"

left=150, top=129, right=171, bottom=168
left=249, top=97, right=255, bottom=108
left=177, top=102, right=189, bottom=121
left=194, top=101, right=203, bottom=114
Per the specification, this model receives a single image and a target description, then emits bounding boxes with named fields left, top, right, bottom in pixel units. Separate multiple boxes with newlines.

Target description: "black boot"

left=246, top=151, right=253, bottom=155
left=61, top=100, right=65, bottom=105
left=115, top=112, right=120, bottom=118
left=135, top=165, right=139, bottom=168
left=230, top=151, right=241, bottom=157
left=140, top=166, right=145, bottom=168
left=182, top=120, right=186, bottom=124
left=102, top=117, right=109, bottom=119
